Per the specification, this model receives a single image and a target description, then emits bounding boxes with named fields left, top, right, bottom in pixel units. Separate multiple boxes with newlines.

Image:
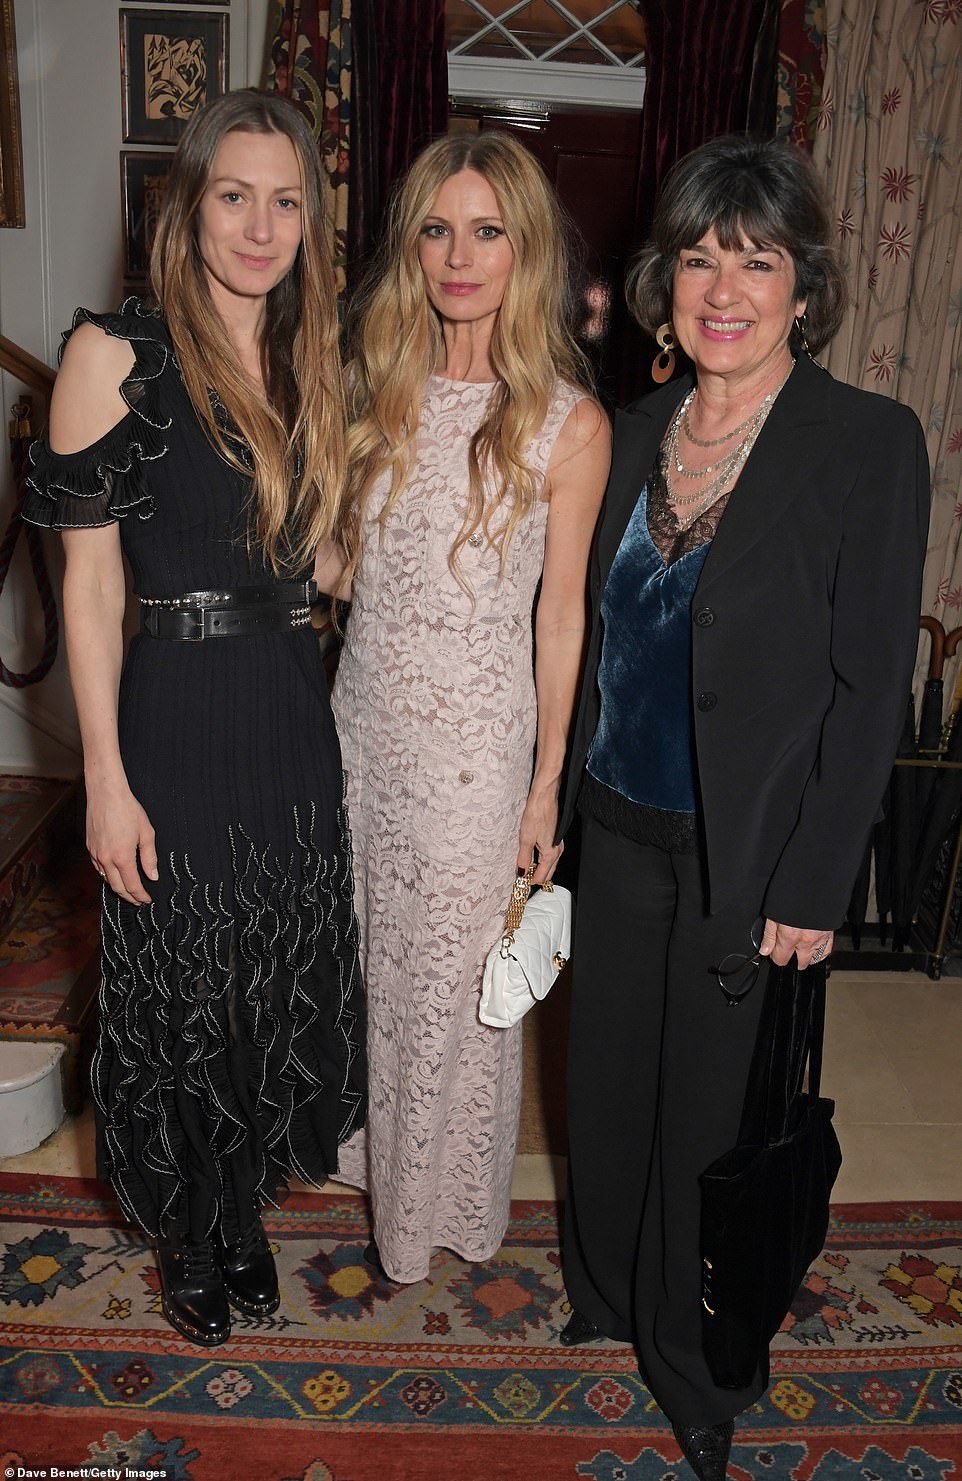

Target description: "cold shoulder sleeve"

left=22, top=298, right=171, bottom=530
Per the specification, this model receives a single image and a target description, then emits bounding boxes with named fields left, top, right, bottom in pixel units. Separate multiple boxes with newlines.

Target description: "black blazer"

left=558, top=353, right=930, bottom=928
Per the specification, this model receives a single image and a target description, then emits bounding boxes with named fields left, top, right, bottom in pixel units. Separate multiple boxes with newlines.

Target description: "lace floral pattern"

left=645, top=447, right=731, bottom=566
left=332, top=376, right=584, bottom=1283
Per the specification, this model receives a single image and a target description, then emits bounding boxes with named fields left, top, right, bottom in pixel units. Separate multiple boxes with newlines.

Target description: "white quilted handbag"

left=479, top=865, right=572, bottom=1028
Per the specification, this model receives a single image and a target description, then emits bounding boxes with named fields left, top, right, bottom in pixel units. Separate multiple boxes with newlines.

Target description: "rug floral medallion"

left=0, top=1175, right=959, bottom=1481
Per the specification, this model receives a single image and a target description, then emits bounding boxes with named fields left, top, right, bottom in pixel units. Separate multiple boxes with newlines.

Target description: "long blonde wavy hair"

left=342, top=131, right=589, bottom=587
left=150, top=89, right=346, bottom=574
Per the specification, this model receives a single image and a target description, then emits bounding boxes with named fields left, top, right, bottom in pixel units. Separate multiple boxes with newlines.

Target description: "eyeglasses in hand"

left=713, top=916, right=765, bottom=1007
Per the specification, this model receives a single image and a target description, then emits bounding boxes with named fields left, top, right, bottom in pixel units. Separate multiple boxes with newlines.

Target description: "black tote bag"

left=698, top=959, right=842, bottom=1391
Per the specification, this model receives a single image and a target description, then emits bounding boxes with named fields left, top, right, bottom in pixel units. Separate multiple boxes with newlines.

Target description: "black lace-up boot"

left=219, top=1216, right=280, bottom=1316
left=156, top=1234, right=231, bottom=1346
left=672, top=1419, right=734, bottom=1481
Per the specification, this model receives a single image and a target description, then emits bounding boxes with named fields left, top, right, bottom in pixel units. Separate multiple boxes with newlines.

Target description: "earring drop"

left=795, top=314, right=815, bottom=361
left=652, top=322, right=677, bottom=384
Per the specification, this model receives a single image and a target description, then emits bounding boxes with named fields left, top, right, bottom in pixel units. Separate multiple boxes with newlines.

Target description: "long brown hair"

left=150, top=89, right=346, bottom=573
left=342, top=131, right=589, bottom=589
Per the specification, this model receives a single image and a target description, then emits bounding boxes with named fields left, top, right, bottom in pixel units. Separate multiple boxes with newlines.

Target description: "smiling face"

left=671, top=224, right=806, bottom=389
left=195, top=129, right=304, bottom=313
left=416, top=168, right=515, bottom=333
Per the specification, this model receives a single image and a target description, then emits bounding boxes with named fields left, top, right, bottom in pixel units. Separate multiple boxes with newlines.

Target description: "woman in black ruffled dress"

left=24, top=91, right=366, bottom=1346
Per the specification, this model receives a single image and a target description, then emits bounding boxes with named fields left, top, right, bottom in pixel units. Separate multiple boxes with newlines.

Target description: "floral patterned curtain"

left=266, top=1, right=352, bottom=296
left=812, top=0, right=962, bottom=711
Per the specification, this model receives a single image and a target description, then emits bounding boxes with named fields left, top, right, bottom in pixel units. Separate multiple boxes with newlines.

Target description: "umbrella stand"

left=889, top=620, right=945, bottom=950
left=834, top=749, right=962, bottom=976
left=907, top=625, right=962, bottom=976
left=928, top=806, right=962, bottom=978
left=836, top=620, right=962, bottom=974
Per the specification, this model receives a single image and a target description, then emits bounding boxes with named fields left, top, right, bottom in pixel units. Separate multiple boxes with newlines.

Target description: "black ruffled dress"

left=24, top=299, right=366, bottom=1243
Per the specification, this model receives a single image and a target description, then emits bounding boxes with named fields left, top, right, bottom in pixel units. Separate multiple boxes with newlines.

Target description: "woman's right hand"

left=86, top=779, right=158, bottom=905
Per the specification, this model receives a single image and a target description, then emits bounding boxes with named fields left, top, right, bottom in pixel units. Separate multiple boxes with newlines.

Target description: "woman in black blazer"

left=557, top=137, right=929, bottom=1480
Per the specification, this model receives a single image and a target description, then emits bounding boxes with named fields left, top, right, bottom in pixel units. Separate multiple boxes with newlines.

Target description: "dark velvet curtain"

left=618, top=0, right=779, bottom=398
left=636, top=0, right=780, bottom=233
left=348, top=0, right=448, bottom=283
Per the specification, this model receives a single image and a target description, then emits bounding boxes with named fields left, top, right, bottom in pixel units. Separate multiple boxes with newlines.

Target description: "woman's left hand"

left=760, top=919, right=834, bottom=970
left=517, top=784, right=563, bottom=886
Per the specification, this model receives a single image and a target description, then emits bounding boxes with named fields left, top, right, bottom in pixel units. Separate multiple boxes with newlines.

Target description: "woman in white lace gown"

left=321, top=133, right=610, bottom=1283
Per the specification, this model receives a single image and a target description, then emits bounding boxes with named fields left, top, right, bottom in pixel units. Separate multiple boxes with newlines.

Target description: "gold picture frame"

left=0, top=0, right=25, bottom=228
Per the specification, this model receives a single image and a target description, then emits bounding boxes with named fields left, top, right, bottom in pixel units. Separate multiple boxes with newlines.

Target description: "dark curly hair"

left=627, top=135, right=847, bottom=356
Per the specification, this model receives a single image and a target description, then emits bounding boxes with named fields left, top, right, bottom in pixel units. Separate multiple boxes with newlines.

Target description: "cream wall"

left=0, top=0, right=271, bottom=774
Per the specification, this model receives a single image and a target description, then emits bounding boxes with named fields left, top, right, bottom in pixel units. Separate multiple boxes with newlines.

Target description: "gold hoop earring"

left=652, top=322, right=677, bottom=384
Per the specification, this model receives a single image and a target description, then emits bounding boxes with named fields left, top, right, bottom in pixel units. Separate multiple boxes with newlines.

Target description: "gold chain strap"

left=500, top=863, right=555, bottom=952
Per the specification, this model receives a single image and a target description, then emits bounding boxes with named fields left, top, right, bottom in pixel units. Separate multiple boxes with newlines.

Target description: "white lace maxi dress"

left=332, top=375, right=583, bottom=1283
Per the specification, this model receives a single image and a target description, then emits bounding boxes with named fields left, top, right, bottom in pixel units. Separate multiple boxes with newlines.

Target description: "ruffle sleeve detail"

left=22, top=297, right=172, bottom=530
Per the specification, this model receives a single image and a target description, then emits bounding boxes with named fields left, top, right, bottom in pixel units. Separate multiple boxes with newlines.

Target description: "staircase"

left=0, top=336, right=96, bottom=1151
left=0, top=775, right=98, bottom=1145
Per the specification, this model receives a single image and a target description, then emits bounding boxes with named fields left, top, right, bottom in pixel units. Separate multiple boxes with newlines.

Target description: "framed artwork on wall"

left=121, top=150, right=174, bottom=280
left=120, top=9, right=228, bottom=145
left=0, top=0, right=25, bottom=228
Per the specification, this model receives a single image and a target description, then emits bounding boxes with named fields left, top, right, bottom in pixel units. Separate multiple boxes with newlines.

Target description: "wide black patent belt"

left=139, top=580, right=316, bottom=641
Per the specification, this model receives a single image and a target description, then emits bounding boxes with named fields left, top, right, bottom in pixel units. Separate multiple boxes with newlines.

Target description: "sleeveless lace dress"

left=23, top=299, right=367, bottom=1245
left=332, top=374, right=584, bottom=1283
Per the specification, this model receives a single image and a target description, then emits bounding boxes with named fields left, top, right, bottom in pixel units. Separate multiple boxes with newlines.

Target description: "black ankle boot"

left=363, top=1238, right=385, bottom=1274
left=672, top=1419, right=734, bottom=1481
left=558, top=1309, right=605, bottom=1346
left=220, top=1217, right=280, bottom=1317
left=156, top=1236, right=231, bottom=1346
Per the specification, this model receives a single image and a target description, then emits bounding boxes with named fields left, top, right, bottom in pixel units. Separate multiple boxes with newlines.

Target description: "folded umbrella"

left=873, top=690, right=917, bottom=943
left=892, top=618, right=945, bottom=950
left=904, top=624, right=962, bottom=940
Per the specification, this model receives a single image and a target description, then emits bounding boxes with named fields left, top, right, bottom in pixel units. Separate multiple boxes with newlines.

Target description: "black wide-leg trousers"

left=563, top=815, right=769, bottom=1427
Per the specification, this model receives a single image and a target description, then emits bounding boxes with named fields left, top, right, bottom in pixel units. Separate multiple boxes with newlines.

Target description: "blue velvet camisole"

left=584, top=478, right=712, bottom=849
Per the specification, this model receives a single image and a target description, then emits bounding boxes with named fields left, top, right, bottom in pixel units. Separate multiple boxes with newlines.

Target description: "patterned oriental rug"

left=0, top=1175, right=960, bottom=1481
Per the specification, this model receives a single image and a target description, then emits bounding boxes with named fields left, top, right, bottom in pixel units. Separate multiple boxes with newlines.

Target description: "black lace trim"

left=579, top=771, right=700, bottom=855
left=646, top=447, right=731, bottom=566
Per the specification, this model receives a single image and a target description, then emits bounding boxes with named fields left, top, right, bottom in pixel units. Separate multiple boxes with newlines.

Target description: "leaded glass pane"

left=447, top=0, right=646, bottom=67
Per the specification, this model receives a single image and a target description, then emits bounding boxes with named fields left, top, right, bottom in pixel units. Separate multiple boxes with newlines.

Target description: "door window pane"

left=447, top=0, right=646, bottom=66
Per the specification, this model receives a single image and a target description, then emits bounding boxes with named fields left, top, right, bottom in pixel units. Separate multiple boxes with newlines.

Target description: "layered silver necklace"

left=663, top=365, right=792, bottom=531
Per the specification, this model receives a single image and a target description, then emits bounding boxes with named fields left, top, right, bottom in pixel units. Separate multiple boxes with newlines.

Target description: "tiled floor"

left=3, top=969, right=960, bottom=1204
left=820, top=969, right=962, bottom=1202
